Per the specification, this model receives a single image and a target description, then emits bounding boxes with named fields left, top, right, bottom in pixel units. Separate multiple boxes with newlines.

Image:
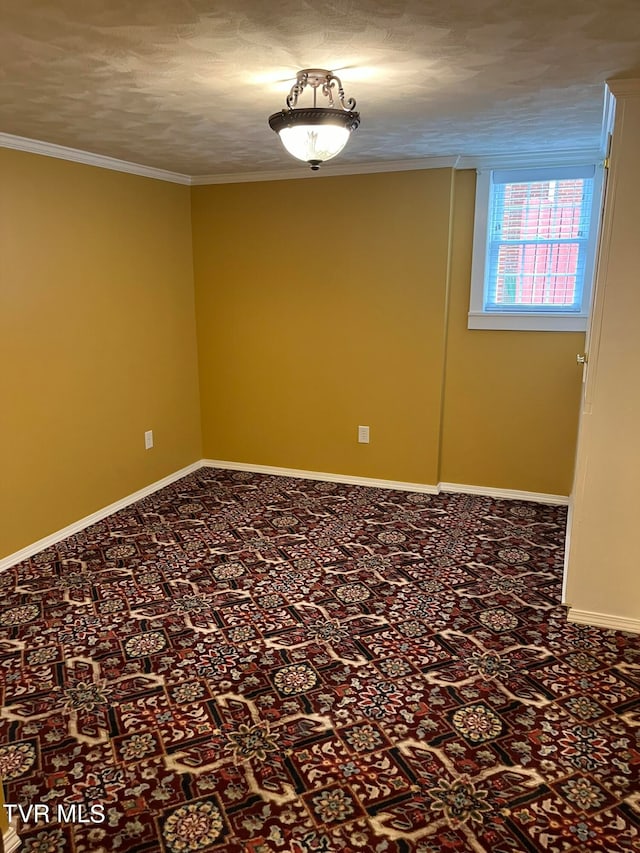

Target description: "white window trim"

left=468, top=163, right=605, bottom=332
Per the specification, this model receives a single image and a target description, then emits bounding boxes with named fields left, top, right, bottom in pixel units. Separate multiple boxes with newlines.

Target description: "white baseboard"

left=202, top=459, right=440, bottom=494
left=438, top=481, right=569, bottom=506
left=1, top=459, right=570, bottom=572
left=4, top=825, right=21, bottom=853
left=0, top=461, right=202, bottom=572
left=567, top=608, right=640, bottom=635
left=203, top=462, right=569, bottom=504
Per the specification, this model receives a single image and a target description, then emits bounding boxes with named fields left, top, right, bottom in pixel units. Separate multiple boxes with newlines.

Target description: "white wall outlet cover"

left=358, top=425, right=370, bottom=443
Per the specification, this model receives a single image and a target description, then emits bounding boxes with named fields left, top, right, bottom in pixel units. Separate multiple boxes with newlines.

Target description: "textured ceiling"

left=1, top=0, right=639, bottom=179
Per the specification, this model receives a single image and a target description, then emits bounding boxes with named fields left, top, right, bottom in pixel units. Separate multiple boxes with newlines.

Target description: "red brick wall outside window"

left=494, top=180, right=586, bottom=306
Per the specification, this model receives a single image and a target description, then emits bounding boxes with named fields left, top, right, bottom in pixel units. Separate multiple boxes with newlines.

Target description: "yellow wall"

left=441, top=170, right=585, bottom=495
left=192, top=169, right=584, bottom=495
left=0, top=149, right=202, bottom=559
left=1, top=155, right=586, bottom=561
left=192, top=171, right=452, bottom=485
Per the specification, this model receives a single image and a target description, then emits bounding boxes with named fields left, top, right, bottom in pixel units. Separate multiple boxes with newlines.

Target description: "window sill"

left=467, top=312, right=588, bottom=332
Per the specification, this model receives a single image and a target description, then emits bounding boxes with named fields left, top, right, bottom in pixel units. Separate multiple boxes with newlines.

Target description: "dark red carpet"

left=1, top=468, right=639, bottom=852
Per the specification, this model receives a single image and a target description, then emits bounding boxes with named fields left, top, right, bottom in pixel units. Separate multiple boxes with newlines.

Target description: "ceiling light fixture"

left=268, top=69, right=360, bottom=171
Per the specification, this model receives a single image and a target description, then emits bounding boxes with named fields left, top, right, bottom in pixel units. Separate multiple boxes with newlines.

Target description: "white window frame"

left=468, top=163, right=605, bottom=331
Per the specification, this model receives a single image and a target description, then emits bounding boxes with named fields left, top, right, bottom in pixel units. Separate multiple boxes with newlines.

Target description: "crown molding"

left=606, top=78, right=640, bottom=98
left=0, top=132, right=458, bottom=185
left=190, top=155, right=460, bottom=185
left=0, top=130, right=608, bottom=186
left=457, top=147, right=603, bottom=171
left=0, top=132, right=191, bottom=184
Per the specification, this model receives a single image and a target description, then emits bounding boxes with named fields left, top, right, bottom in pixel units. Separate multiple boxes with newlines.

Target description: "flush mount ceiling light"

left=268, top=69, right=360, bottom=171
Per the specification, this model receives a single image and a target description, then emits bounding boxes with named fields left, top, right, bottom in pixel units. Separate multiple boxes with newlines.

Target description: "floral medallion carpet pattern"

left=1, top=468, right=639, bottom=852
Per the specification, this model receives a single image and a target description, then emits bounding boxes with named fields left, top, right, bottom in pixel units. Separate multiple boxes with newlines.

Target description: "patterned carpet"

left=1, top=468, right=639, bottom=853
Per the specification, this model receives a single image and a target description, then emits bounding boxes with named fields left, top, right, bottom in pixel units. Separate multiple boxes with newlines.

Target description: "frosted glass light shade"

left=268, top=106, right=360, bottom=170
left=278, top=124, right=350, bottom=164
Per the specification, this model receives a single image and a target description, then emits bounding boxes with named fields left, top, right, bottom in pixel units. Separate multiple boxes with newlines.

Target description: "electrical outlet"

left=144, top=430, right=154, bottom=450
left=358, top=425, right=370, bottom=444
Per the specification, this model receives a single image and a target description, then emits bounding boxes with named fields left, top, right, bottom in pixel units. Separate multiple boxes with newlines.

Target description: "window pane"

left=486, top=176, right=593, bottom=310
left=495, top=243, right=580, bottom=305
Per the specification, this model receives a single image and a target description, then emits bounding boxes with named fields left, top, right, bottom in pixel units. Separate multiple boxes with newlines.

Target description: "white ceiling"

left=1, top=0, right=639, bottom=180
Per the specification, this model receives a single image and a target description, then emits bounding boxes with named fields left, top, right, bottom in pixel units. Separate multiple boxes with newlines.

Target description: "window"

left=468, top=164, right=604, bottom=331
